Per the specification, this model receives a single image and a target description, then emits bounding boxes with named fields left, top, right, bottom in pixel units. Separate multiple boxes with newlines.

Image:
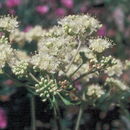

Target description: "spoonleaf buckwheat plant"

left=0, top=14, right=130, bottom=130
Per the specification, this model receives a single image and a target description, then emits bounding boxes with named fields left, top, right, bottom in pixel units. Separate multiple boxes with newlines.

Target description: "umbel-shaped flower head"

left=0, top=14, right=129, bottom=107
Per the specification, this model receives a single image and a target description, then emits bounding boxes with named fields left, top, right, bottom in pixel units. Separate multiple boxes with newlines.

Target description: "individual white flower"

left=106, top=77, right=128, bottom=90
left=89, top=38, right=112, bottom=53
left=105, top=59, right=123, bottom=77
left=87, top=84, right=105, bottom=98
left=0, top=15, right=18, bottom=32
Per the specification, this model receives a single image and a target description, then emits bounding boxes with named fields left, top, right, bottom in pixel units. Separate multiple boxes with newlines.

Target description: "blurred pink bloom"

left=75, top=82, right=82, bottom=91
left=113, top=7, right=124, bottom=32
left=0, top=108, right=7, bottom=129
left=8, top=9, right=16, bottom=15
left=107, top=29, right=116, bottom=37
left=97, top=26, right=107, bottom=36
left=3, top=80, right=14, bottom=86
left=55, top=8, right=66, bottom=17
left=61, top=0, right=74, bottom=9
left=6, top=0, right=21, bottom=8
left=24, top=26, right=33, bottom=32
left=0, top=3, right=2, bottom=8
left=36, top=5, right=49, bottom=15
left=80, top=6, right=87, bottom=13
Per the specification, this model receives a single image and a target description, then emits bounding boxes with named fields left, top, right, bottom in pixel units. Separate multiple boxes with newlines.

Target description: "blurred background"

left=0, top=0, right=130, bottom=129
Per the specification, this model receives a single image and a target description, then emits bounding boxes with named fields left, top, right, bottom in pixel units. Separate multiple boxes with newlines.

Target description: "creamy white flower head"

left=106, top=77, right=128, bottom=90
left=9, top=50, right=30, bottom=66
left=25, top=26, right=44, bottom=42
left=10, top=29, right=26, bottom=45
left=87, top=84, right=104, bottom=98
left=89, top=38, right=112, bottom=53
left=45, top=26, right=65, bottom=38
left=105, top=59, right=123, bottom=77
left=31, top=53, right=60, bottom=73
left=58, top=15, right=101, bottom=35
left=37, top=36, right=79, bottom=73
left=0, top=44, right=13, bottom=69
left=0, top=15, right=18, bottom=32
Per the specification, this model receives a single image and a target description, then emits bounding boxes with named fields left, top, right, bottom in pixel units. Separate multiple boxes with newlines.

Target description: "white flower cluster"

left=105, top=59, right=123, bottom=77
left=31, top=53, right=60, bottom=73
left=58, top=15, right=101, bottom=35
left=0, top=14, right=129, bottom=106
left=0, top=36, right=13, bottom=69
left=87, top=84, right=105, bottom=98
left=25, top=26, right=44, bottom=42
left=0, top=15, right=18, bottom=32
left=31, top=35, right=78, bottom=73
left=10, top=29, right=26, bottom=46
left=106, top=77, right=128, bottom=90
left=89, top=38, right=112, bottom=53
left=10, top=26, right=45, bottom=45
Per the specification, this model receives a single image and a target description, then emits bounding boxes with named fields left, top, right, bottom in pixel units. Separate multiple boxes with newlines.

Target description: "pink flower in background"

left=6, top=0, right=21, bottom=8
left=0, top=108, right=7, bottom=129
left=8, top=9, right=16, bottom=15
left=3, top=79, right=14, bottom=86
left=61, top=0, right=74, bottom=9
left=36, top=5, right=49, bottom=15
left=0, top=3, right=2, bottom=8
left=75, top=82, right=82, bottom=91
left=55, top=8, right=66, bottom=17
left=24, top=26, right=33, bottom=32
left=80, top=6, right=87, bottom=13
left=97, top=26, right=107, bottom=36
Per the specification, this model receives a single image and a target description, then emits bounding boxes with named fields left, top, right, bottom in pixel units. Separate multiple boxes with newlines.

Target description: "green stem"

left=30, top=95, right=36, bottom=130
left=73, top=68, right=98, bottom=82
left=70, top=63, right=83, bottom=77
left=75, top=105, right=83, bottom=130
left=75, top=93, right=85, bottom=130
left=29, top=72, right=39, bottom=83
left=65, top=38, right=82, bottom=73
left=53, top=100, right=62, bottom=130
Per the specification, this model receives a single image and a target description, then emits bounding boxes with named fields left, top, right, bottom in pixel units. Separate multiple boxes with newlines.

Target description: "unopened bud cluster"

left=35, top=77, right=59, bottom=102
left=12, top=61, right=29, bottom=78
